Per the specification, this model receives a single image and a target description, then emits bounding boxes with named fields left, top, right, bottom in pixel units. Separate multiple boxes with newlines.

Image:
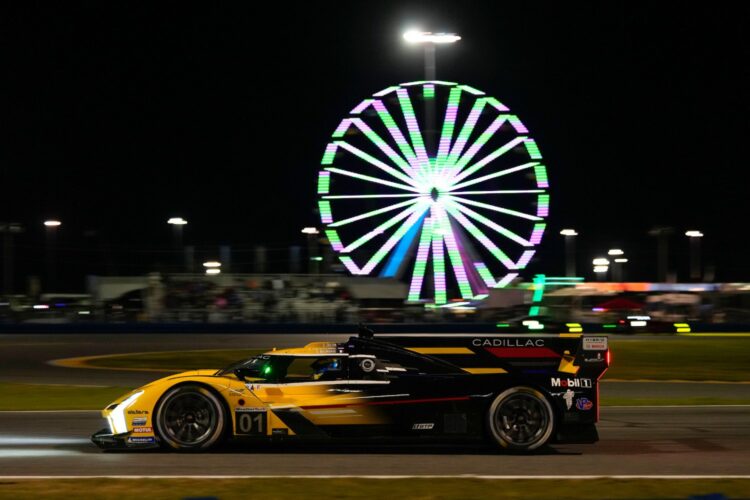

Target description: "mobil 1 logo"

left=235, top=407, right=267, bottom=436
left=550, top=377, right=592, bottom=388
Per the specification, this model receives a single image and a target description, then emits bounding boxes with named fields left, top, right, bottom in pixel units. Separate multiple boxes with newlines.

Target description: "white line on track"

left=0, top=475, right=749, bottom=480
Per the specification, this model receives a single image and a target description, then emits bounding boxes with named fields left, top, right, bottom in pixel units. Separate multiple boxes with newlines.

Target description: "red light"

left=606, top=350, right=611, bottom=366
left=618, top=319, right=625, bottom=324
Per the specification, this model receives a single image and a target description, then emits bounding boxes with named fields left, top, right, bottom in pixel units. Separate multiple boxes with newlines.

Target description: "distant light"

left=310, top=256, right=323, bottom=262
left=630, top=320, right=647, bottom=327
left=167, top=217, right=187, bottom=225
left=614, top=258, right=628, bottom=263
left=78, top=310, right=91, bottom=315
left=44, top=220, right=61, bottom=227
left=685, top=230, right=703, bottom=238
left=403, top=30, right=461, bottom=44
left=593, top=265, right=609, bottom=273
left=607, top=249, right=624, bottom=256
left=560, top=229, right=578, bottom=236
left=592, top=258, right=610, bottom=266
left=592, top=307, right=606, bottom=312
left=33, top=304, right=49, bottom=310
left=628, top=315, right=651, bottom=320
left=205, top=268, right=221, bottom=275
left=202, top=261, right=221, bottom=268
left=301, top=227, right=319, bottom=235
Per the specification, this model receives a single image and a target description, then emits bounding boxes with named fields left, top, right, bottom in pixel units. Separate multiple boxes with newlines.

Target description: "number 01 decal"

left=235, top=409, right=267, bottom=436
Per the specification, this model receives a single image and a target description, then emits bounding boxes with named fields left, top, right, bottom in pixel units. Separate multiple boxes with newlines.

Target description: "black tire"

left=487, top=386, right=554, bottom=451
left=155, top=384, right=226, bottom=451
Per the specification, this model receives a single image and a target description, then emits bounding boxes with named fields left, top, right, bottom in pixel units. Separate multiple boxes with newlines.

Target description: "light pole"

left=0, top=222, right=23, bottom=295
left=403, top=30, right=460, bottom=154
left=43, top=220, right=61, bottom=291
left=649, top=226, right=674, bottom=282
left=608, top=249, right=624, bottom=282
left=301, top=227, right=320, bottom=274
left=167, top=218, right=187, bottom=272
left=685, top=230, right=703, bottom=281
left=560, top=229, right=578, bottom=277
left=593, top=257, right=610, bottom=282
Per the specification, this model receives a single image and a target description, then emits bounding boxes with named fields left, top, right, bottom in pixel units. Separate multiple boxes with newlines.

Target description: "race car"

left=92, top=329, right=610, bottom=452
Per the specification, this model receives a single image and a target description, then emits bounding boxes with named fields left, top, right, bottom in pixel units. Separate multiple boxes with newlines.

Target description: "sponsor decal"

left=550, top=377, right=592, bottom=388
left=132, top=426, right=152, bottom=433
left=473, top=338, right=545, bottom=347
left=235, top=407, right=266, bottom=412
left=131, top=417, right=147, bottom=426
left=127, top=436, right=155, bottom=444
left=360, top=359, right=376, bottom=373
left=563, top=389, right=574, bottom=410
left=576, top=398, right=593, bottom=411
left=583, top=352, right=604, bottom=363
left=127, top=409, right=148, bottom=415
left=583, top=337, right=608, bottom=351
left=412, top=423, right=435, bottom=430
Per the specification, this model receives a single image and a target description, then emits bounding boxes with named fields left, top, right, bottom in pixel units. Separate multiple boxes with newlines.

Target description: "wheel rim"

left=493, top=393, right=549, bottom=447
left=160, top=391, right=217, bottom=446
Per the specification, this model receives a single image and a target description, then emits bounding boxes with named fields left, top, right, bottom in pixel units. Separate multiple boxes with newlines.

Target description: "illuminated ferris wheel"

left=316, top=81, right=549, bottom=305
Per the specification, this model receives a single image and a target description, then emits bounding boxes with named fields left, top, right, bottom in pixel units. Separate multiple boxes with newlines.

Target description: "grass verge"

left=604, top=337, right=750, bottom=381
left=0, top=478, right=748, bottom=499
left=0, top=383, right=130, bottom=411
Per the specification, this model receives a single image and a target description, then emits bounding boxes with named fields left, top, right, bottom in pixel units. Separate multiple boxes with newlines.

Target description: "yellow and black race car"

left=92, top=329, right=610, bottom=452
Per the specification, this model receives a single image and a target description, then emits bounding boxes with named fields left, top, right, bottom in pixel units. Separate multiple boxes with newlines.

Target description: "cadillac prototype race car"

left=92, top=330, right=610, bottom=452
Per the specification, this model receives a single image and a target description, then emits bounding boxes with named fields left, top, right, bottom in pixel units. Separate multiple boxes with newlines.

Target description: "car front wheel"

left=155, top=385, right=226, bottom=451
left=488, top=386, right=554, bottom=451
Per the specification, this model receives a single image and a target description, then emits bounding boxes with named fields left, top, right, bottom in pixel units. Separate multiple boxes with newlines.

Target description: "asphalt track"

left=0, top=406, right=748, bottom=476
left=1, top=333, right=750, bottom=476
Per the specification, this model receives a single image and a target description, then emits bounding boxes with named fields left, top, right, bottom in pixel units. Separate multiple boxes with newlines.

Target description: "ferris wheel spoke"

left=323, top=193, right=417, bottom=200
left=360, top=203, right=431, bottom=275
left=325, top=167, right=420, bottom=193
left=328, top=198, right=421, bottom=228
left=443, top=202, right=517, bottom=269
left=446, top=98, right=487, bottom=169
left=449, top=115, right=509, bottom=176
left=450, top=136, right=527, bottom=186
left=348, top=118, right=418, bottom=180
left=334, top=141, right=419, bottom=188
left=446, top=199, right=533, bottom=247
left=436, top=87, right=463, bottom=176
left=433, top=205, right=474, bottom=300
left=431, top=222, right=447, bottom=305
left=449, top=189, right=545, bottom=195
left=341, top=202, right=425, bottom=253
left=448, top=195, right=542, bottom=222
left=372, top=100, right=419, bottom=170
left=407, top=217, right=434, bottom=302
left=447, top=162, right=538, bottom=192
left=396, top=88, right=430, bottom=177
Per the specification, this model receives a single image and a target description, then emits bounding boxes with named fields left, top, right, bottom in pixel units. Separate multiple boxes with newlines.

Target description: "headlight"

left=107, top=391, right=144, bottom=435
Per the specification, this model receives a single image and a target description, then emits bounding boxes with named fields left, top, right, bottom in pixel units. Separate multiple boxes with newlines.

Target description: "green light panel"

left=534, top=164, right=549, bottom=188
left=423, top=84, right=435, bottom=99
left=524, top=139, right=543, bottom=159
left=317, top=171, right=330, bottom=194
left=536, top=194, right=549, bottom=217
left=325, top=229, right=344, bottom=252
left=321, top=144, right=338, bottom=165
left=318, top=200, right=333, bottom=224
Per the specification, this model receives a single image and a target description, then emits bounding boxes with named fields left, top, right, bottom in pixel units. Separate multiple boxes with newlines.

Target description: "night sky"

left=2, top=2, right=748, bottom=290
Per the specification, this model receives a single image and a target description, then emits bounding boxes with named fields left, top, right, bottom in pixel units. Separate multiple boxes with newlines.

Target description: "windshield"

left=216, top=355, right=271, bottom=377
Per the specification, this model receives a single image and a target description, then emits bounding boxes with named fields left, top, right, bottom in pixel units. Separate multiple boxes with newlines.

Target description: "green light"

left=317, top=171, right=330, bottom=194
left=603, top=324, right=617, bottom=329
left=496, top=323, right=511, bottom=328
left=423, top=84, right=435, bottom=99
left=263, top=365, right=271, bottom=374
left=529, top=306, right=541, bottom=316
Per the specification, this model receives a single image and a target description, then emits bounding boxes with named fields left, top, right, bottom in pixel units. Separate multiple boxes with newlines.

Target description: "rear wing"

left=374, top=334, right=609, bottom=378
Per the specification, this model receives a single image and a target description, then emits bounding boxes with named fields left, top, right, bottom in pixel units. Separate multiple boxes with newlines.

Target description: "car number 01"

left=235, top=410, right=266, bottom=435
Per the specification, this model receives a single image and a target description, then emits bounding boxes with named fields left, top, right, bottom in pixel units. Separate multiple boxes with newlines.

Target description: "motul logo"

left=551, top=377, right=592, bottom=388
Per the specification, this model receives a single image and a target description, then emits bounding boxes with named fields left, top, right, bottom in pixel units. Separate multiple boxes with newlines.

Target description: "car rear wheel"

left=155, top=385, right=226, bottom=451
left=488, top=386, right=554, bottom=451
